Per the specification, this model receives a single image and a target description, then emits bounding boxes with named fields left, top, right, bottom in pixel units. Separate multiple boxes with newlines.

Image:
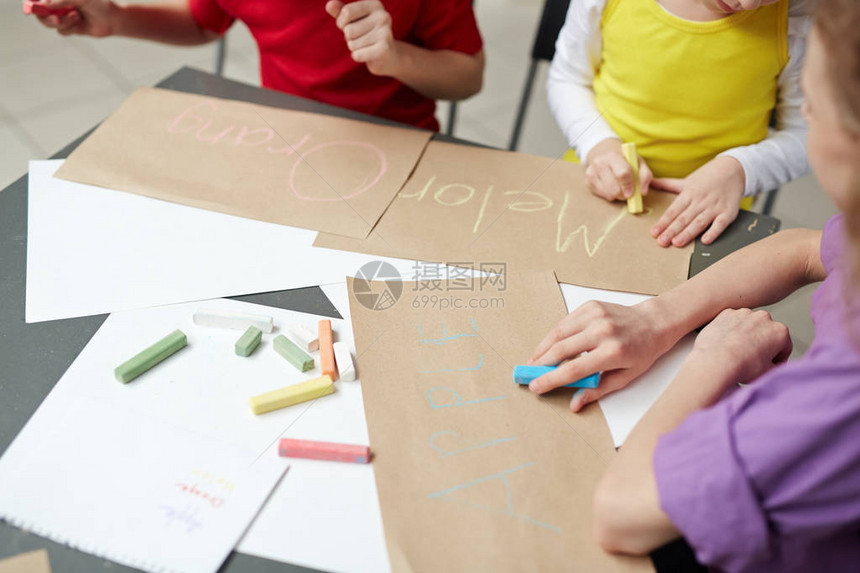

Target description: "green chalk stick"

left=115, top=329, right=187, bottom=383
left=274, top=335, right=314, bottom=372
left=235, top=326, right=262, bottom=357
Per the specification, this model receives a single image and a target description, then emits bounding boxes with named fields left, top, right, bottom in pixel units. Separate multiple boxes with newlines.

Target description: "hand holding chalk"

left=29, top=0, right=114, bottom=38
left=326, top=0, right=402, bottom=77
left=584, top=138, right=653, bottom=203
left=527, top=299, right=680, bottom=412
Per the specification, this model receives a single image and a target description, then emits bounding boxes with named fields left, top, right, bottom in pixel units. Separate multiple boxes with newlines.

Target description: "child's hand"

left=326, top=0, right=401, bottom=77
left=30, top=0, right=115, bottom=37
left=687, top=308, right=792, bottom=401
left=584, top=138, right=653, bottom=202
left=650, top=156, right=745, bottom=248
left=527, top=300, right=677, bottom=412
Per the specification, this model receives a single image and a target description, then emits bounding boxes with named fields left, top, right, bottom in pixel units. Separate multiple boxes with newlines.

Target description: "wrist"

left=383, top=39, right=410, bottom=79
left=105, top=1, right=125, bottom=37
left=585, top=137, right=622, bottom=166
left=675, top=349, right=739, bottom=407
left=638, top=296, right=686, bottom=351
left=716, top=155, right=746, bottom=197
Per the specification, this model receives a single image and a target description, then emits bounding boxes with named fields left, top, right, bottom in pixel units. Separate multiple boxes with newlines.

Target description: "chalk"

left=318, top=319, right=338, bottom=381
left=332, top=341, right=355, bottom=381
left=278, top=438, right=370, bottom=464
left=115, top=329, right=187, bottom=383
left=288, top=324, right=319, bottom=352
left=621, top=142, right=644, bottom=215
left=192, top=309, right=273, bottom=333
left=234, top=326, right=262, bottom=357
left=512, top=365, right=600, bottom=389
left=273, top=335, right=314, bottom=372
left=23, top=1, right=76, bottom=16
left=249, top=375, right=334, bottom=415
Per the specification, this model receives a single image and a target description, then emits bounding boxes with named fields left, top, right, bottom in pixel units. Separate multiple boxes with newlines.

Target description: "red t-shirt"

left=189, top=0, right=483, bottom=131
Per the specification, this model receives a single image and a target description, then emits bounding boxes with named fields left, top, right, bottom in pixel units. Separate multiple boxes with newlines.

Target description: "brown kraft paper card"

left=56, top=87, right=433, bottom=239
left=318, top=141, right=692, bottom=294
left=347, top=270, right=653, bottom=573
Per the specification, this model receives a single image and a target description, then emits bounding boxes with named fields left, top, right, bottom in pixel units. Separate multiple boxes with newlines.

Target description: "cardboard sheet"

left=55, top=87, right=432, bottom=239
left=347, top=270, right=653, bottom=573
left=317, top=141, right=692, bottom=295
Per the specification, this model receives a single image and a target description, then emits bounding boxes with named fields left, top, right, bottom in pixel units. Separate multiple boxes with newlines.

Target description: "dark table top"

left=0, top=66, right=775, bottom=573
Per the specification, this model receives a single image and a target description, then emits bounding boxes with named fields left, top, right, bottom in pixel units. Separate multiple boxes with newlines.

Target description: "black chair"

left=507, top=0, right=570, bottom=151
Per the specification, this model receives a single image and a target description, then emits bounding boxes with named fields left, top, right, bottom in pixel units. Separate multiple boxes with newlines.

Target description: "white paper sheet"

left=26, top=160, right=419, bottom=323
left=0, top=397, right=287, bottom=573
left=560, top=283, right=695, bottom=447
left=237, top=283, right=390, bottom=573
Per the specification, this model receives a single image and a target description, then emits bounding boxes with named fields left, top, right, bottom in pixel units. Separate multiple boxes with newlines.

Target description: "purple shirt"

left=655, top=215, right=860, bottom=573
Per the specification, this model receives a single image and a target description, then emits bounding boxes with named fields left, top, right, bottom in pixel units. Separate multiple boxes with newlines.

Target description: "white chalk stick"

left=193, top=309, right=274, bottom=333
left=288, top=324, right=319, bottom=352
left=332, top=342, right=356, bottom=382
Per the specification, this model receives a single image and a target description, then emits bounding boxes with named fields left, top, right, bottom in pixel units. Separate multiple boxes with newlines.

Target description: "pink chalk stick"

left=278, top=438, right=371, bottom=464
left=23, top=1, right=76, bottom=17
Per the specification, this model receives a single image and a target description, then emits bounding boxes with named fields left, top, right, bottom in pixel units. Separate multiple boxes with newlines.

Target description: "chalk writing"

left=427, top=462, right=561, bottom=533
left=429, top=431, right=518, bottom=458
left=192, top=468, right=235, bottom=493
left=400, top=175, right=631, bottom=258
left=166, top=103, right=388, bottom=201
left=556, top=196, right=628, bottom=257
left=419, top=319, right=479, bottom=345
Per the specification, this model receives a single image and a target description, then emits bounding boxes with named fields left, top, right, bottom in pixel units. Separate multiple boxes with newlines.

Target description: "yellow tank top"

left=592, top=0, right=789, bottom=178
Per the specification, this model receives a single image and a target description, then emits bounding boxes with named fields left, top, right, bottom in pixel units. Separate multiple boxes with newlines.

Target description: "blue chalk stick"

left=513, top=365, right=600, bottom=389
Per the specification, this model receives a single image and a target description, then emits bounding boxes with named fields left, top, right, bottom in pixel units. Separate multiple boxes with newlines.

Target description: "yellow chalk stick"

left=621, top=142, right=644, bottom=214
left=249, top=375, right=334, bottom=415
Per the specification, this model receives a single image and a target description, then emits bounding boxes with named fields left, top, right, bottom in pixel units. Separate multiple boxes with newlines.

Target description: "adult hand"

left=326, top=0, right=401, bottom=77
left=584, top=138, right=653, bottom=202
left=689, top=308, right=792, bottom=400
left=528, top=300, right=678, bottom=412
left=30, top=0, right=115, bottom=37
left=650, top=155, right=745, bottom=248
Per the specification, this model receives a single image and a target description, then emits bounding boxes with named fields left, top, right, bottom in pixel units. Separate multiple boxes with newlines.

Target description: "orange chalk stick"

left=318, top=319, right=338, bottom=381
left=278, top=438, right=370, bottom=464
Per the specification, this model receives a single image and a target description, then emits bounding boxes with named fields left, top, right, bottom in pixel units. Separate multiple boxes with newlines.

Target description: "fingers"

left=324, top=0, right=343, bottom=18
left=607, top=154, right=635, bottom=198
left=529, top=350, right=605, bottom=394
left=350, top=42, right=387, bottom=64
left=568, top=370, right=636, bottom=412
left=343, top=11, right=377, bottom=41
left=638, top=159, right=653, bottom=197
left=649, top=177, right=683, bottom=194
left=528, top=301, right=607, bottom=364
left=651, top=193, right=692, bottom=246
left=36, top=9, right=79, bottom=31
left=335, top=0, right=379, bottom=29
left=666, top=208, right=710, bottom=248
left=531, top=332, right=593, bottom=370
left=700, top=211, right=737, bottom=245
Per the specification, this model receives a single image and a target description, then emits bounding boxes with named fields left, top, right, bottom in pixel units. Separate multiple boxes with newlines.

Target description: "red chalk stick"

left=279, top=438, right=371, bottom=464
left=318, top=319, right=338, bottom=381
left=23, top=1, right=76, bottom=17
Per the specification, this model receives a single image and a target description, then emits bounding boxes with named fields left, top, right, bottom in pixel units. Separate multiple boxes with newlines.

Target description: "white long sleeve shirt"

left=546, top=0, right=813, bottom=196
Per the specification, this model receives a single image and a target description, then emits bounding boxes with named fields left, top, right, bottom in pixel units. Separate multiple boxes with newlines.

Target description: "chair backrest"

left=530, top=0, right=572, bottom=62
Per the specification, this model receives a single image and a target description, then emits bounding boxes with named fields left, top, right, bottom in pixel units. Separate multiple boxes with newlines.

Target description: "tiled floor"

left=0, top=0, right=837, bottom=355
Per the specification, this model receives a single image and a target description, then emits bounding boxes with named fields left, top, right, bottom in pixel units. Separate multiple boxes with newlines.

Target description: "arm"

left=529, top=227, right=824, bottom=408
left=547, top=0, right=652, bottom=201
left=32, top=0, right=218, bottom=44
left=594, top=308, right=793, bottom=554
left=326, top=0, right=484, bottom=101
left=718, top=13, right=812, bottom=196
